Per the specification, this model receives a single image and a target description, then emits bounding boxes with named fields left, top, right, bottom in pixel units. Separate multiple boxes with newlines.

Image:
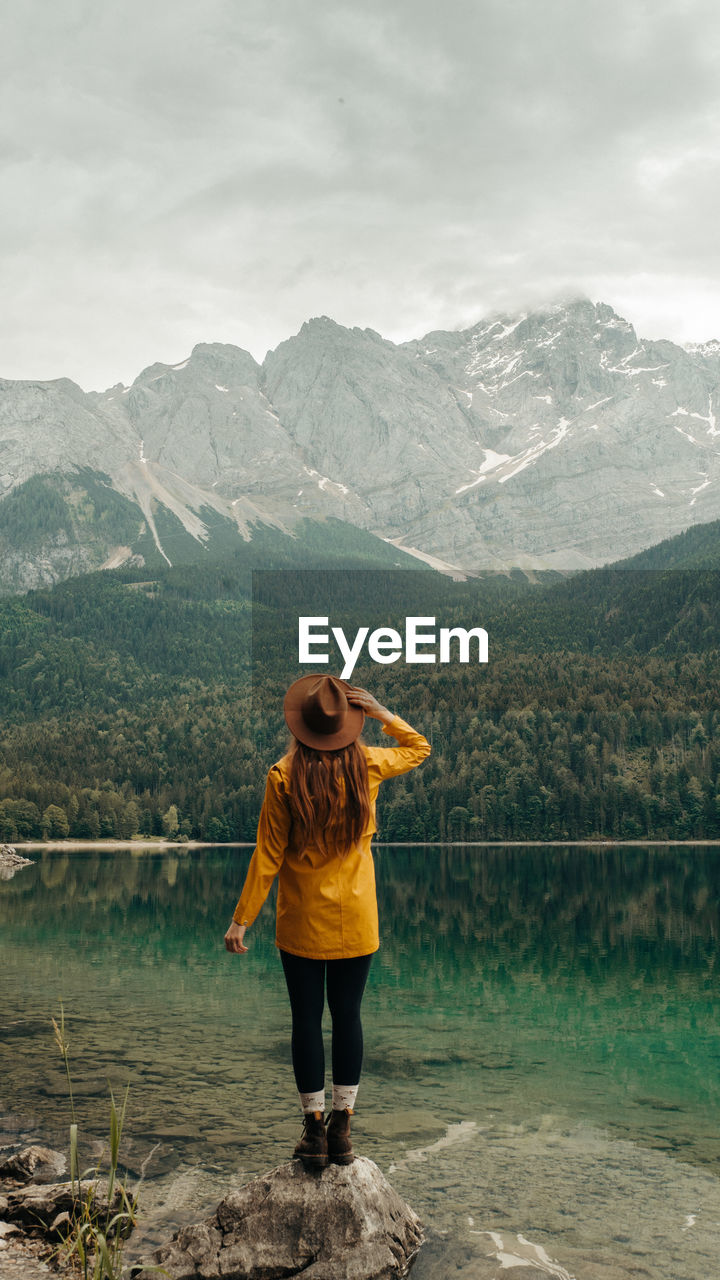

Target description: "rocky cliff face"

left=399, top=300, right=720, bottom=568
left=1, top=297, right=719, bottom=589
left=0, top=376, right=135, bottom=492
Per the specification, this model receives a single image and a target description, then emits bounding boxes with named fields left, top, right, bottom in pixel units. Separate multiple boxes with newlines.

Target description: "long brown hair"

left=288, top=738, right=371, bottom=856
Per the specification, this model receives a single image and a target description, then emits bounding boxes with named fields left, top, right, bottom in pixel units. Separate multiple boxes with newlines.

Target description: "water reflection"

left=5, top=842, right=719, bottom=961
left=2, top=845, right=720, bottom=1279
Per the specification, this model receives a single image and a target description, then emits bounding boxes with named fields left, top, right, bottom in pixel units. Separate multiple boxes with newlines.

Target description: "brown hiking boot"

left=327, top=1108, right=355, bottom=1164
left=293, top=1111, right=328, bottom=1168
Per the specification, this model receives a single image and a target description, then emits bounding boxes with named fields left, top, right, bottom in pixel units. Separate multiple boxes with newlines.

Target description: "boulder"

left=138, top=1157, right=423, bottom=1280
left=0, top=1141, right=123, bottom=1275
left=0, top=1145, right=66, bottom=1186
left=2, top=1179, right=116, bottom=1230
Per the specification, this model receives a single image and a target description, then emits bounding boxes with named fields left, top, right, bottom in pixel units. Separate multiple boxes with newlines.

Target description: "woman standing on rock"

left=224, top=675, right=431, bottom=1169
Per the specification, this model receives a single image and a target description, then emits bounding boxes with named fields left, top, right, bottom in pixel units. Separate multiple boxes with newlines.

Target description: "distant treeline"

left=1, top=554, right=720, bottom=841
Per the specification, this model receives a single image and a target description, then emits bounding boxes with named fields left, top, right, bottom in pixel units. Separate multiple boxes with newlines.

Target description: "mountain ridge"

left=2, top=296, right=720, bottom=592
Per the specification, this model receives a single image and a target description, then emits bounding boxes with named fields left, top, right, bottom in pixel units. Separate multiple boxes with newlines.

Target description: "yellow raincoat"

left=232, top=715, right=431, bottom=959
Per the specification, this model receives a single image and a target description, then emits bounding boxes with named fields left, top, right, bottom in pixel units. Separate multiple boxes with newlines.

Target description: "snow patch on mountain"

left=456, top=450, right=513, bottom=494
left=303, top=465, right=350, bottom=496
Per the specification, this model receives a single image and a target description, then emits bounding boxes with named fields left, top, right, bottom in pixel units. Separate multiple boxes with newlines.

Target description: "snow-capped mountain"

left=1, top=297, right=719, bottom=590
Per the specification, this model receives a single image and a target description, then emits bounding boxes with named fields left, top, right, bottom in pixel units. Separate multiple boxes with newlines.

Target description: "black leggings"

left=279, top=950, right=373, bottom=1093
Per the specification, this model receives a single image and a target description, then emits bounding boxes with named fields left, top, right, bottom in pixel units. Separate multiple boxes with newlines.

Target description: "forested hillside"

left=1, top=522, right=720, bottom=843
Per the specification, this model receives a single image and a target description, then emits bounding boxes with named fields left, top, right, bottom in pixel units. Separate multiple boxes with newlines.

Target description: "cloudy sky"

left=2, top=0, right=719, bottom=389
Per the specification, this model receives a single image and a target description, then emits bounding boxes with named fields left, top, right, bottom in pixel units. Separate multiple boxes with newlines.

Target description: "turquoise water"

left=2, top=844, right=720, bottom=1279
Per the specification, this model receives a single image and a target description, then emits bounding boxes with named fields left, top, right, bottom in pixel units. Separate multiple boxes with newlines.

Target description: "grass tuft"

left=50, top=1005, right=166, bottom=1279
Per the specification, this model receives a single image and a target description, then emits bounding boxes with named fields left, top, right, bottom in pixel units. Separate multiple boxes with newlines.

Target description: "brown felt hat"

left=284, top=674, right=365, bottom=750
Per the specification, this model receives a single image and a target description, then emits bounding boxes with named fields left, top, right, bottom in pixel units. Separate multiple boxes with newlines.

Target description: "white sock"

left=332, top=1084, right=358, bottom=1112
left=299, top=1089, right=325, bottom=1115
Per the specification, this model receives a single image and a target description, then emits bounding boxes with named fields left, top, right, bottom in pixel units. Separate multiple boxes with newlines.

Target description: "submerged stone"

left=139, top=1156, right=423, bottom=1279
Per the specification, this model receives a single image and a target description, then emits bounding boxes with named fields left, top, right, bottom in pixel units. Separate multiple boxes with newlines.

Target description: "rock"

left=3, top=1179, right=117, bottom=1229
left=49, top=1210, right=71, bottom=1234
left=0, top=1227, right=55, bottom=1277
left=138, top=1157, right=423, bottom=1280
left=0, top=846, right=34, bottom=880
left=0, top=1145, right=66, bottom=1186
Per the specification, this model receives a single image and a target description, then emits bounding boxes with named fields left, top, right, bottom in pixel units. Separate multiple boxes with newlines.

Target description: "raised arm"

left=346, top=687, right=431, bottom=779
left=224, top=764, right=291, bottom=953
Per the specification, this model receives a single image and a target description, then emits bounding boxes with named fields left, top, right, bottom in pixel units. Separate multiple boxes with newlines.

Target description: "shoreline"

left=9, top=838, right=720, bottom=850
left=9, top=839, right=252, bottom=850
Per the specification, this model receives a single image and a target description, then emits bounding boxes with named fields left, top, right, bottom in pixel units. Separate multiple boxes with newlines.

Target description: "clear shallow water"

left=2, top=844, right=720, bottom=1279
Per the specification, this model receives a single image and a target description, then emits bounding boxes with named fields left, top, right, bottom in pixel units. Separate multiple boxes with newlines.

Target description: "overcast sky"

left=2, top=0, right=719, bottom=390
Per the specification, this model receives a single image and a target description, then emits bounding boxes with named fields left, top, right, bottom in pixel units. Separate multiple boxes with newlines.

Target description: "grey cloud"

left=1, top=0, right=719, bottom=387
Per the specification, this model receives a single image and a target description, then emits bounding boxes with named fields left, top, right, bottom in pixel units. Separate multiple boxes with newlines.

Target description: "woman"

left=224, top=673, right=431, bottom=1168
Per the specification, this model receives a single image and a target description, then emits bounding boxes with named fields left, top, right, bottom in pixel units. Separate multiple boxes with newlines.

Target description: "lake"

left=2, top=844, right=720, bottom=1279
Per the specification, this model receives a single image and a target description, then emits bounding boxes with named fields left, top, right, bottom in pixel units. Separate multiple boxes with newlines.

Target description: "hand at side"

left=225, top=921, right=248, bottom=954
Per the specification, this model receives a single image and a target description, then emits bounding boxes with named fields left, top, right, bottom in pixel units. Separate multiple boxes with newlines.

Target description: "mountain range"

left=1, top=296, right=719, bottom=593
